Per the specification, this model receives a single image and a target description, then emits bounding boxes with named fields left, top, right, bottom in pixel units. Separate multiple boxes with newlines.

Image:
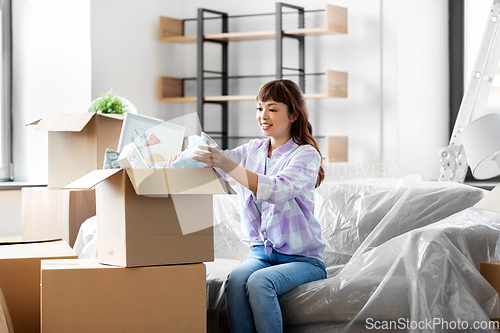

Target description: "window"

left=450, top=0, right=500, bottom=185
left=0, top=0, right=11, bottom=181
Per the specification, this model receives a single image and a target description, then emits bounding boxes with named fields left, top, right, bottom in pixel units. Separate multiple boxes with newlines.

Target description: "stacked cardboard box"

left=10, top=113, right=122, bottom=332
left=17, top=112, right=232, bottom=331
left=22, top=187, right=96, bottom=247
left=0, top=284, right=13, bottom=333
left=0, top=240, right=77, bottom=333
left=41, top=259, right=207, bottom=332
left=22, top=113, right=123, bottom=245
left=66, top=168, right=233, bottom=266
left=39, top=145, right=234, bottom=331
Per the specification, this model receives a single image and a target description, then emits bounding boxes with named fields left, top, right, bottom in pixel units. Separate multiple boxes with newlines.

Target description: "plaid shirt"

left=219, top=138, right=325, bottom=261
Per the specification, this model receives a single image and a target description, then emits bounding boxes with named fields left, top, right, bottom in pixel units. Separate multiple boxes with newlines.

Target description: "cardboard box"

left=22, top=187, right=96, bottom=247
left=0, top=240, right=77, bottom=333
left=65, top=168, right=234, bottom=267
left=481, top=261, right=500, bottom=295
left=29, top=113, right=123, bottom=188
left=0, top=285, right=14, bottom=333
left=41, top=259, right=206, bottom=333
left=480, top=261, right=500, bottom=329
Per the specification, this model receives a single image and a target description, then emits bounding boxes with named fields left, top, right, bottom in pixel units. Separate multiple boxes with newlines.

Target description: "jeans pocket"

left=248, top=245, right=265, bottom=259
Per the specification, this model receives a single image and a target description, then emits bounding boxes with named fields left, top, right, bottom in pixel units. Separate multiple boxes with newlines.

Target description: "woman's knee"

left=225, top=267, right=252, bottom=293
left=246, top=270, right=275, bottom=296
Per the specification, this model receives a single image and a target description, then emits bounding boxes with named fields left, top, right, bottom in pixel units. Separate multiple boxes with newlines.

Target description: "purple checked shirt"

left=217, top=138, right=325, bottom=261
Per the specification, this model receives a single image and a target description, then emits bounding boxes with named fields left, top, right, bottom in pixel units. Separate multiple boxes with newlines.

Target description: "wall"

left=91, top=0, right=450, bottom=182
left=90, top=0, right=187, bottom=123
left=1, top=0, right=91, bottom=237
left=2, top=0, right=451, bottom=236
left=13, top=0, right=91, bottom=183
left=381, top=0, right=449, bottom=179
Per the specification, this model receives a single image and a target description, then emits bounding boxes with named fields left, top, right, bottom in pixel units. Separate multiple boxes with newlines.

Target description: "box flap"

left=214, top=170, right=237, bottom=195
left=125, top=168, right=230, bottom=195
left=27, top=119, right=41, bottom=126
left=0, top=238, right=62, bottom=246
left=98, top=113, right=125, bottom=121
left=41, top=258, right=112, bottom=270
left=29, top=113, right=95, bottom=132
left=64, top=169, right=123, bottom=189
left=0, top=239, right=76, bottom=259
left=28, top=113, right=124, bottom=132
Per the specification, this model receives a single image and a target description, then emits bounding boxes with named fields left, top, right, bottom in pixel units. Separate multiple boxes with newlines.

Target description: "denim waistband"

left=249, top=245, right=325, bottom=270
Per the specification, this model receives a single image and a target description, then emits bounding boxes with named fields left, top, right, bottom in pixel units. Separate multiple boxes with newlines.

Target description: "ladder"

left=439, top=0, right=500, bottom=182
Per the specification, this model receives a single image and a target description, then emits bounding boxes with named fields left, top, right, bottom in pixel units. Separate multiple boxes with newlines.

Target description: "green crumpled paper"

left=103, top=148, right=120, bottom=169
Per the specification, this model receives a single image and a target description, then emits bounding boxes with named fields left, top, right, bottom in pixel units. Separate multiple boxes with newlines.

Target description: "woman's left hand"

left=192, top=146, right=228, bottom=169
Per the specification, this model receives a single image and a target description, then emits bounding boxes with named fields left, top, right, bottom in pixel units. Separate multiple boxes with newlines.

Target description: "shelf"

left=158, top=70, right=347, bottom=102
left=158, top=3, right=348, bottom=149
left=160, top=94, right=331, bottom=102
left=158, top=4, right=347, bottom=43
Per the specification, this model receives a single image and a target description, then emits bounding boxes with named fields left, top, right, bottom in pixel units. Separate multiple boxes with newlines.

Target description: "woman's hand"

left=192, top=146, right=228, bottom=168
left=194, top=145, right=258, bottom=194
left=164, top=151, right=182, bottom=167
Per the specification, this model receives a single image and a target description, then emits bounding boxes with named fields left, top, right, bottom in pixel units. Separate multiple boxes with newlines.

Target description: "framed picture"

left=117, top=113, right=185, bottom=167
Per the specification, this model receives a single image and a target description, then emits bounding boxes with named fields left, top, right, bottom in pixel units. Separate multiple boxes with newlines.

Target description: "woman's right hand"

left=165, top=151, right=182, bottom=167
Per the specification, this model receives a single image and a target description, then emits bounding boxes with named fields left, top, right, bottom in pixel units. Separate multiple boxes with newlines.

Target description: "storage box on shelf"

left=65, top=167, right=234, bottom=267
left=22, top=187, right=96, bottom=247
left=325, top=136, right=348, bottom=163
left=0, top=240, right=76, bottom=333
left=41, top=259, right=206, bottom=333
left=28, top=113, right=123, bottom=188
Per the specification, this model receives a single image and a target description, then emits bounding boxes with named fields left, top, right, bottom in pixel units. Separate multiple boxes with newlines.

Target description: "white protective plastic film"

left=207, top=175, right=500, bottom=333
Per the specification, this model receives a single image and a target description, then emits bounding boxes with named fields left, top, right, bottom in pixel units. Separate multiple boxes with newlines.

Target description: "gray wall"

left=91, top=0, right=449, bottom=181
left=3, top=0, right=453, bottom=237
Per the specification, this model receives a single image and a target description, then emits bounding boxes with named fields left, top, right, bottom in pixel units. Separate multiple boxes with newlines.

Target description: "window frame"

left=0, top=0, right=12, bottom=181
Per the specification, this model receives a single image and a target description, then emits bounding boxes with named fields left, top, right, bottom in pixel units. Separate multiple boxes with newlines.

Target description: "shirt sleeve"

left=214, top=143, right=246, bottom=181
left=255, top=146, right=320, bottom=204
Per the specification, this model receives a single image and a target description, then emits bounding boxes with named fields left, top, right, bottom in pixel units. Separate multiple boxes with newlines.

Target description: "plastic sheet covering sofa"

left=207, top=175, right=500, bottom=333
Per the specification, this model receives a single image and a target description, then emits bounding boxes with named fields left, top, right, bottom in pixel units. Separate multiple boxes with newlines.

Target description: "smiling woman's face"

left=256, top=100, right=293, bottom=140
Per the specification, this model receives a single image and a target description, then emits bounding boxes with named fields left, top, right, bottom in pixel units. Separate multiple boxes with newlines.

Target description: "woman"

left=193, top=79, right=326, bottom=332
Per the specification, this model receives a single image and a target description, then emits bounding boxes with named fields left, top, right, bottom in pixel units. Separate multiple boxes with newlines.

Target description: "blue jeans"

left=224, top=245, right=326, bottom=333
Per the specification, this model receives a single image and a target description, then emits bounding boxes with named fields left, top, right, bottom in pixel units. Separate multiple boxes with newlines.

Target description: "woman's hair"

left=256, top=79, right=325, bottom=187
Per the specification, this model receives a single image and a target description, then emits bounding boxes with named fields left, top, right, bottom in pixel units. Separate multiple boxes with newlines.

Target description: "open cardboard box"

left=0, top=285, right=13, bottom=333
left=0, top=239, right=76, bottom=333
left=22, top=187, right=96, bottom=247
left=41, top=259, right=206, bottom=333
left=28, top=113, right=123, bottom=188
left=65, top=167, right=235, bottom=267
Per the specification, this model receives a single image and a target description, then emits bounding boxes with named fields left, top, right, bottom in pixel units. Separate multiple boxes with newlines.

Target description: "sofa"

left=207, top=175, right=500, bottom=332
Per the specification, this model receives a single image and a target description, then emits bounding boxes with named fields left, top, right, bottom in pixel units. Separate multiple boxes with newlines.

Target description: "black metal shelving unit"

left=158, top=3, right=348, bottom=150
left=276, top=3, right=305, bottom=90
left=196, top=8, right=229, bottom=149
left=195, top=3, right=311, bottom=149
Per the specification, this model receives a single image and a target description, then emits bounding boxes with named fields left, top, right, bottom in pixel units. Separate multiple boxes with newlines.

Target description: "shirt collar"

left=258, top=137, right=298, bottom=156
